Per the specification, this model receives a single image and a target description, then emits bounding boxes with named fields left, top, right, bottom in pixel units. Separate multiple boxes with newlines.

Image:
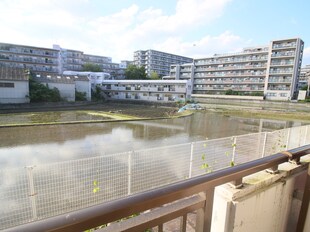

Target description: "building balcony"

left=269, top=70, right=293, bottom=74
left=272, top=43, right=296, bottom=50
left=195, top=72, right=266, bottom=78
left=195, top=80, right=265, bottom=85
left=196, top=65, right=267, bottom=72
left=195, top=57, right=268, bottom=66
left=271, top=52, right=295, bottom=58
left=268, top=79, right=292, bottom=83
left=270, top=62, right=294, bottom=67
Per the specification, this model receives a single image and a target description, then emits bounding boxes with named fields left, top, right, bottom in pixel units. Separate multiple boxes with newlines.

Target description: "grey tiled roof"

left=33, top=72, right=90, bottom=83
left=0, top=67, right=29, bottom=81
left=33, top=74, right=75, bottom=84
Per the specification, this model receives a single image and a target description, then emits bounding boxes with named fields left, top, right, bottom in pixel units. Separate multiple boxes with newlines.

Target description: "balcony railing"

left=8, top=143, right=310, bottom=232
left=2, top=125, right=310, bottom=231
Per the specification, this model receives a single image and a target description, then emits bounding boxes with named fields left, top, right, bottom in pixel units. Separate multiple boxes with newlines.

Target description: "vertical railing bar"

left=158, top=224, right=163, bottom=232
left=128, top=151, right=132, bottom=195
left=189, top=142, right=194, bottom=178
left=25, top=166, right=38, bottom=221
left=261, top=132, right=268, bottom=158
left=296, top=163, right=310, bottom=232
left=180, top=214, right=187, bottom=232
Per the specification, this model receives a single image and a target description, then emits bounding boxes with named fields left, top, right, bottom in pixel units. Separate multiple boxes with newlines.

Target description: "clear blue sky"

left=0, top=0, right=309, bottom=64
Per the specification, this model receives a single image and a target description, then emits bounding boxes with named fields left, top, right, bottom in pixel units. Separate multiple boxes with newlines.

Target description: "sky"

left=0, top=0, right=310, bottom=65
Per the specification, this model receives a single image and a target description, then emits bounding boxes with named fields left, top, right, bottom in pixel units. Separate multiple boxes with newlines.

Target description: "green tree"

left=150, top=71, right=160, bottom=80
left=82, top=63, right=102, bottom=72
left=28, top=76, right=62, bottom=102
left=125, top=64, right=148, bottom=80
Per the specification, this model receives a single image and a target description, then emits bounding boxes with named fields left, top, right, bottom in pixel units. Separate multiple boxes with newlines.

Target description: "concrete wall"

left=0, top=80, right=29, bottom=104
left=211, top=157, right=310, bottom=232
left=298, top=90, right=307, bottom=100
left=45, top=83, right=75, bottom=102
left=75, top=80, right=91, bottom=101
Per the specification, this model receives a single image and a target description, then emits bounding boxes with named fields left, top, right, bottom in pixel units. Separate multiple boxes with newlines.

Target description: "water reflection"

left=0, top=112, right=305, bottom=168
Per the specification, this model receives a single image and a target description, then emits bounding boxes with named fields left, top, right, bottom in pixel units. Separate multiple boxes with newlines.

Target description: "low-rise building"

left=73, top=75, right=92, bottom=101
left=100, top=79, right=191, bottom=102
left=63, top=71, right=112, bottom=88
left=0, top=67, right=29, bottom=103
left=33, top=74, right=76, bottom=102
left=299, top=65, right=310, bottom=90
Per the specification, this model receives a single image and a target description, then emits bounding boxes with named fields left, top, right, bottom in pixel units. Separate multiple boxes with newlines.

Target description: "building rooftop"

left=0, top=67, right=29, bottom=81
left=33, top=73, right=77, bottom=84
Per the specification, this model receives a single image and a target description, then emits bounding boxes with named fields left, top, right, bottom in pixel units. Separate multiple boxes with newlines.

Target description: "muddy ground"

left=0, top=102, right=179, bottom=118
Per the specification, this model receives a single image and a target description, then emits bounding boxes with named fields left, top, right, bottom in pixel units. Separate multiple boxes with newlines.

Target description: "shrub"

left=75, top=90, right=87, bottom=101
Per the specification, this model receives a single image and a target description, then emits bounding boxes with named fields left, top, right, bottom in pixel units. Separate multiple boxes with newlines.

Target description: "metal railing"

left=0, top=125, right=309, bottom=230
left=5, top=145, right=310, bottom=232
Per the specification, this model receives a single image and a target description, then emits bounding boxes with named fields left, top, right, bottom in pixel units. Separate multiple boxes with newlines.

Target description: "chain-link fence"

left=0, top=125, right=309, bottom=229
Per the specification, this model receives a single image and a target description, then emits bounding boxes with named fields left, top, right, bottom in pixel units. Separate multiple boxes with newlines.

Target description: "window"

left=0, top=82, right=14, bottom=88
left=266, top=92, right=277, bottom=97
left=280, top=93, right=287, bottom=97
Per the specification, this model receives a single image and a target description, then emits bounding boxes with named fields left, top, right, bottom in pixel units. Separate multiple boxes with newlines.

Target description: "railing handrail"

left=5, top=145, right=310, bottom=232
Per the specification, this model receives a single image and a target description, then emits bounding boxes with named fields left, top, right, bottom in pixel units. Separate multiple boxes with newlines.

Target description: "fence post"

left=25, top=166, right=37, bottom=221
left=261, top=132, right=268, bottom=157
left=286, top=128, right=291, bottom=150
left=128, top=151, right=133, bottom=195
left=189, top=143, right=194, bottom=178
left=196, top=188, right=215, bottom=232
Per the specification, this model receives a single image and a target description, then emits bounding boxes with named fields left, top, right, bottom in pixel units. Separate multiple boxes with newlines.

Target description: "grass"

left=0, top=108, right=194, bottom=128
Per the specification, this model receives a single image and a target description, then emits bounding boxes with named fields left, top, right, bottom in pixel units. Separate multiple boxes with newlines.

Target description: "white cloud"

left=0, top=0, right=239, bottom=62
left=153, top=31, right=247, bottom=59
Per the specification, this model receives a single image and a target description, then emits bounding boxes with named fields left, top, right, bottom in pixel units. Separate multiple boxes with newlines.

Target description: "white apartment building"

left=63, top=71, right=112, bottom=88
left=133, top=50, right=193, bottom=77
left=0, top=43, right=59, bottom=73
left=0, top=42, right=126, bottom=78
left=100, top=80, right=191, bottom=102
left=168, top=38, right=304, bottom=101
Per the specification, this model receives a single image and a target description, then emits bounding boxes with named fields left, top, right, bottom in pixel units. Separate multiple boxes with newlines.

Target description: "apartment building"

left=53, top=45, right=125, bottom=78
left=133, top=49, right=193, bottom=77
left=0, top=42, right=59, bottom=73
left=299, top=65, right=310, bottom=89
left=167, top=38, right=304, bottom=101
left=53, top=45, right=84, bottom=73
left=0, top=42, right=126, bottom=78
left=100, top=79, right=191, bottom=102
